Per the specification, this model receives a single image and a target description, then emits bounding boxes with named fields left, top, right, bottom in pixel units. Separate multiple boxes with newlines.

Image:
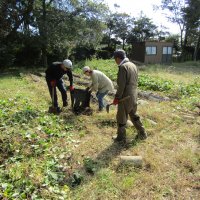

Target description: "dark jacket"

left=45, top=62, right=73, bottom=86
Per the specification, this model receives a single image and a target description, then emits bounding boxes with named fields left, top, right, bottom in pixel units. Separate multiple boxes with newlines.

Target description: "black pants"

left=46, top=79, right=67, bottom=107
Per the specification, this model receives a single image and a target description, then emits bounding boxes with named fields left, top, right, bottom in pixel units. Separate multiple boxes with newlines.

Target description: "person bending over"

left=45, top=59, right=74, bottom=112
left=83, top=66, right=114, bottom=111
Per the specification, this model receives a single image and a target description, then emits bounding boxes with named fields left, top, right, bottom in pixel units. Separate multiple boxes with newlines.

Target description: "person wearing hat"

left=45, top=59, right=74, bottom=112
left=112, top=49, right=147, bottom=142
left=83, top=66, right=114, bottom=111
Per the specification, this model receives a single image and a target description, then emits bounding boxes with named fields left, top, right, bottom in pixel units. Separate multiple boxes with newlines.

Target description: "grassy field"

left=0, top=60, right=199, bottom=199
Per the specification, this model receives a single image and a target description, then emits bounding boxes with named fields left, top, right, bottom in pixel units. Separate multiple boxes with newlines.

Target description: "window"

left=163, top=47, right=172, bottom=54
left=146, top=46, right=157, bottom=55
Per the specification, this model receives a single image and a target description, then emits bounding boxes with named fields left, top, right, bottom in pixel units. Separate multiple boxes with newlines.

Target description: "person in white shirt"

left=83, top=66, right=114, bottom=111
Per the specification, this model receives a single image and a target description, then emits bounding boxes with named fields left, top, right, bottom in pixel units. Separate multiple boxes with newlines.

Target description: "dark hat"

left=113, top=49, right=126, bottom=59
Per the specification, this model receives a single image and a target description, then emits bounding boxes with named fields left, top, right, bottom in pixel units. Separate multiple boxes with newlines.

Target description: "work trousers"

left=117, top=103, right=145, bottom=134
left=46, top=79, right=67, bottom=107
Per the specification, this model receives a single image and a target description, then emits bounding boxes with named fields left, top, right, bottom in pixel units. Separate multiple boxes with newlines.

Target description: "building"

left=131, top=41, right=173, bottom=64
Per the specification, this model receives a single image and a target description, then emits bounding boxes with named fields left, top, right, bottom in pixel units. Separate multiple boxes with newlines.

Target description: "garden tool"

left=106, top=96, right=130, bottom=113
left=70, top=89, right=75, bottom=108
left=65, top=85, right=74, bottom=108
left=48, top=86, right=58, bottom=114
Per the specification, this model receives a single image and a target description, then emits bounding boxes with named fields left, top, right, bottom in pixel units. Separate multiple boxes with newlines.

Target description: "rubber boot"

left=56, top=107, right=61, bottom=114
left=63, top=101, right=68, bottom=107
left=130, top=116, right=147, bottom=140
left=113, top=125, right=126, bottom=143
left=135, top=131, right=147, bottom=140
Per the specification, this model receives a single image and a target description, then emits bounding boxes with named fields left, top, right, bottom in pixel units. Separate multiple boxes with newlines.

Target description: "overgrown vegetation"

left=75, top=59, right=200, bottom=106
left=0, top=61, right=199, bottom=199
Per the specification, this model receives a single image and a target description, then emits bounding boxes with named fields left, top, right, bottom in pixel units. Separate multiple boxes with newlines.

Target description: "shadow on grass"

left=67, top=139, right=138, bottom=188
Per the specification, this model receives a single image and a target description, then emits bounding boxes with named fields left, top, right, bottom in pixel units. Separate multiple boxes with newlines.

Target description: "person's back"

left=123, top=62, right=138, bottom=88
left=45, top=59, right=74, bottom=111
left=45, top=62, right=66, bottom=81
left=82, top=66, right=114, bottom=111
left=92, top=70, right=114, bottom=93
left=117, top=59, right=138, bottom=105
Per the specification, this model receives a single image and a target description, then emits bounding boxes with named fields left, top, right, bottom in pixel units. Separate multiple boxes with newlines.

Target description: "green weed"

left=0, top=62, right=199, bottom=199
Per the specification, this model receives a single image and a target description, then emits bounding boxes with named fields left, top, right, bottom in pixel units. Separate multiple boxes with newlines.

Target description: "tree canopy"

left=159, top=0, right=200, bottom=60
left=0, top=0, right=199, bottom=68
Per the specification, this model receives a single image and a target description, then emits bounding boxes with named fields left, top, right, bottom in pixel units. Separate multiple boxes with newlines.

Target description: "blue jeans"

left=96, top=91, right=108, bottom=110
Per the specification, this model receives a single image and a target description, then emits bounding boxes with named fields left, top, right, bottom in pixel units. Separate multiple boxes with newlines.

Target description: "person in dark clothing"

left=45, top=59, right=74, bottom=111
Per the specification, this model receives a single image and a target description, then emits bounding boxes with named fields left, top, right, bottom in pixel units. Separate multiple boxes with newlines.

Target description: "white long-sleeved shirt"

left=90, top=70, right=114, bottom=93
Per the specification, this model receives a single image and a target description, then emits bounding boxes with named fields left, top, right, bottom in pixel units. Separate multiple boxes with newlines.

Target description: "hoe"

left=106, top=96, right=130, bottom=113
left=48, top=86, right=58, bottom=114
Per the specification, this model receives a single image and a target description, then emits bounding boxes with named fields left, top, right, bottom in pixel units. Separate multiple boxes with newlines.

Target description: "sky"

left=104, top=0, right=180, bottom=34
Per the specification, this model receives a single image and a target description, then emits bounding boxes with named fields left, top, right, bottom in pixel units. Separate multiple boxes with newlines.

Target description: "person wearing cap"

left=45, top=59, right=74, bottom=112
left=83, top=66, right=114, bottom=111
left=112, top=49, right=147, bottom=142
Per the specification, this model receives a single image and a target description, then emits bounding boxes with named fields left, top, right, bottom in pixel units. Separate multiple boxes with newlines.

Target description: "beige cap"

left=82, top=66, right=91, bottom=73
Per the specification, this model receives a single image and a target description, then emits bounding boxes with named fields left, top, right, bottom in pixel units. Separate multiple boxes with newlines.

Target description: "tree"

left=184, top=0, right=200, bottom=60
left=112, top=13, right=134, bottom=49
left=33, top=0, right=108, bottom=66
left=105, top=13, right=117, bottom=48
left=0, top=0, right=109, bottom=67
left=127, top=14, right=158, bottom=43
left=158, top=0, right=187, bottom=59
left=0, top=0, right=34, bottom=41
left=0, top=0, right=35, bottom=67
left=154, top=25, right=170, bottom=41
left=165, top=34, right=181, bottom=52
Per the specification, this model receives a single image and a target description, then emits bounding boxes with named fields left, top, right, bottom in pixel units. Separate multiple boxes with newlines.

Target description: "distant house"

left=131, top=41, right=173, bottom=64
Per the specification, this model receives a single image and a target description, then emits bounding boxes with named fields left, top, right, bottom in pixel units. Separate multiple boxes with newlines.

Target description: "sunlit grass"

left=0, top=62, right=199, bottom=199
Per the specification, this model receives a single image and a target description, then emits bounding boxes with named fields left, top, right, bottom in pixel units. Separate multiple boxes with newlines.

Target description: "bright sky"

left=104, top=0, right=180, bottom=34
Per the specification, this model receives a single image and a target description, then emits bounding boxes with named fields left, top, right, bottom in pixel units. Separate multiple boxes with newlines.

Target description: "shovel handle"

left=52, top=86, right=55, bottom=106
left=118, top=95, right=130, bottom=103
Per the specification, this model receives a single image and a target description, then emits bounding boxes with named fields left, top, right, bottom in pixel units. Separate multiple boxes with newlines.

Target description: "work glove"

left=113, top=98, right=119, bottom=105
left=69, top=86, right=74, bottom=91
left=50, top=80, right=56, bottom=87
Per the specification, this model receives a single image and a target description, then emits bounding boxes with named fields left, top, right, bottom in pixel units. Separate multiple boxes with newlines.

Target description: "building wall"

left=131, top=42, right=145, bottom=63
left=131, top=41, right=173, bottom=64
left=145, top=41, right=161, bottom=64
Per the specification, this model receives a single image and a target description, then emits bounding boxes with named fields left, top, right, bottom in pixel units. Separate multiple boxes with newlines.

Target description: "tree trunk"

left=108, top=28, right=112, bottom=48
left=41, top=0, right=48, bottom=68
left=181, top=27, right=189, bottom=61
left=122, top=39, right=125, bottom=50
left=42, top=47, right=48, bottom=67
left=193, top=33, right=200, bottom=61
